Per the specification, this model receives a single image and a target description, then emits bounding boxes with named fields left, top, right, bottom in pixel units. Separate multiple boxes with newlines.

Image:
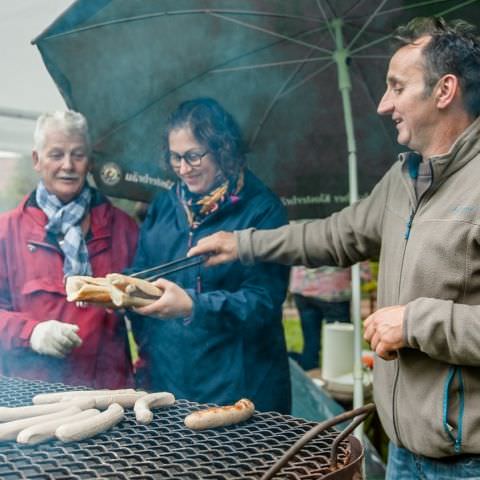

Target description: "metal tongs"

left=129, top=255, right=207, bottom=281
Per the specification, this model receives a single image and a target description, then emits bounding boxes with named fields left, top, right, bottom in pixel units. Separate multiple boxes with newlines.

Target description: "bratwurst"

left=184, top=399, right=255, bottom=430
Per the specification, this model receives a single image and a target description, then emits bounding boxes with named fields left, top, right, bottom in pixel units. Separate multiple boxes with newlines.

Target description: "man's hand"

left=363, top=305, right=406, bottom=361
left=30, top=320, right=83, bottom=358
left=133, top=278, right=193, bottom=318
left=187, top=231, right=238, bottom=266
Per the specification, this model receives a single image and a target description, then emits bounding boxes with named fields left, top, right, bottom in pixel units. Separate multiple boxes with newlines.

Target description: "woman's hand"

left=133, top=278, right=193, bottom=319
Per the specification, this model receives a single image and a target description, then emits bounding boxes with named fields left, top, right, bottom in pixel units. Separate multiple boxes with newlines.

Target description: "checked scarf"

left=36, top=181, right=92, bottom=277
left=178, top=170, right=244, bottom=229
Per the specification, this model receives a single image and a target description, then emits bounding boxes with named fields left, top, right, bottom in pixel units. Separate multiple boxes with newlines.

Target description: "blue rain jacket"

left=131, top=169, right=291, bottom=413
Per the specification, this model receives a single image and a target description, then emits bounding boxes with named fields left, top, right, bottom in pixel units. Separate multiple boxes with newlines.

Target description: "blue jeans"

left=292, top=294, right=350, bottom=370
left=387, top=442, right=480, bottom=480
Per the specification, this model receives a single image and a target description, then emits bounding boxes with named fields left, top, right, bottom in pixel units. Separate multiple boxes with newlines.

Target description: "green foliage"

left=283, top=315, right=303, bottom=353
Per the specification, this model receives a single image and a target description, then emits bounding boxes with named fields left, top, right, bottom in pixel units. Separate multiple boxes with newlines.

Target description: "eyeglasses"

left=168, top=150, right=209, bottom=169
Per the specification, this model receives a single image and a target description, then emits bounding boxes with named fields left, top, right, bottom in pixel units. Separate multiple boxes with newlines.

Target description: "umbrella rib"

left=350, top=32, right=393, bottom=55
left=431, top=0, right=480, bottom=16
left=209, top=12, right=332, bottom=54
left=346, top=0, right=389, bottom=51
left=211, top=56, right=331, bottom=74
left=278, top=61, right=334, bottom=100
left=249, top=49, right=318, bottom=148
left=93, top=26, right=331, bottom=145
left=343, top=0, right=371, bottom=17
left=314, top=0, right=336, bottom=41
left=210, top=26, right=330, bottom=73
left=373, top=0, right=477, bottom=17
left=349, top=62, right=398, bottom=152
left=37, top=9, right=326, bottom=40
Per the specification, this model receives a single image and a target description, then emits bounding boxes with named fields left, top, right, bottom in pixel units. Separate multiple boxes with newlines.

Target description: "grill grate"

left=0, top=376, right=352, bottom=479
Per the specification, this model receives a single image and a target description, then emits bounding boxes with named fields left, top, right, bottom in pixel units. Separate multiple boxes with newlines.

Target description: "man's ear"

left=32, top=151, right=40, bottom=172
left=435, top=74, right=459, bottom=109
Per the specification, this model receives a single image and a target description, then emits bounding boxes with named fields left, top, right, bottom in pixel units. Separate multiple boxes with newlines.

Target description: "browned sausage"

left=184, top=399, right=255, bottom=430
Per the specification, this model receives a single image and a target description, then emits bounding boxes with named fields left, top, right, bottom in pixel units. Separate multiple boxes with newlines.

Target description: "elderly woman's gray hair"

left=33, top=110, right=91, bottom=152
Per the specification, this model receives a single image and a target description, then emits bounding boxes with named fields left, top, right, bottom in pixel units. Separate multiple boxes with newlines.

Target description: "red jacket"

left=0, top=190, right=138, bottom=388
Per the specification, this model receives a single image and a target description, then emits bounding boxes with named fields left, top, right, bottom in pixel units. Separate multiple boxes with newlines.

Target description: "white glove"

left=30, top=320, right=83, bottom=358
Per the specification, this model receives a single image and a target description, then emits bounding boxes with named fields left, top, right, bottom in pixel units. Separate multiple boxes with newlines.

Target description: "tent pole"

left=331, top=18, right=364, bottom=440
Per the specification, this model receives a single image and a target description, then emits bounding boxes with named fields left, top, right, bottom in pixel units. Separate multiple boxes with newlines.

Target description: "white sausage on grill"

left=134, top=392, right=175, bottom=424
left=17, top=408, right=100, bottom=445
left=0, top=399, right=93, bottom=422
left=32, top=388, right=136, bottom=405
left=55, top=403, right=124, bottom=442
left=0, top=406, right=81, bottom=441
left=184, top=399, right=255, bottom=430
left=67, top=391, right=147, bottom=409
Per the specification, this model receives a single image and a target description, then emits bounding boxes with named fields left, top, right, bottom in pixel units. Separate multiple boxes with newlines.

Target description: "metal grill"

left=0, top=376, right=355, bottom=479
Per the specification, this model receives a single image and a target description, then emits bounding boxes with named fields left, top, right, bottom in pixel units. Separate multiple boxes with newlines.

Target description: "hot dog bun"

left=65, top=275, right=162, bottom=308
left=65, top=276, right=113, bottom=304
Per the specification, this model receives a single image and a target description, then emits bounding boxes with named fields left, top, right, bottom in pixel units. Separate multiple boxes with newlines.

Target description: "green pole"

left=331, top=18, right=364, bottom=438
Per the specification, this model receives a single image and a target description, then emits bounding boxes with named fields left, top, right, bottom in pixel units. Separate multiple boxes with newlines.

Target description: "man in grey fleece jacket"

left=189, top=17, right=480, bottom=479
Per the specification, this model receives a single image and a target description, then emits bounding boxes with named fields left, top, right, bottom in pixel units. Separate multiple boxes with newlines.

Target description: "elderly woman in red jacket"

left=0, top=110, right=138, bottom=388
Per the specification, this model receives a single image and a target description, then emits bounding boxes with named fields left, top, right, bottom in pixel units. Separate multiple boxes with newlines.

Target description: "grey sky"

left=0, top=0, right=74, bottom=154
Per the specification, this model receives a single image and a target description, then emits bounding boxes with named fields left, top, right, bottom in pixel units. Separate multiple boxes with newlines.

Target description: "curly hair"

left=162, top=98, right=247, bottom=177
left=392, top=17, right=480, bottom=117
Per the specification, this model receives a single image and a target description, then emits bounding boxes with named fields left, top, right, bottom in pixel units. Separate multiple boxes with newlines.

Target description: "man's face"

left=33, top=128, right=90, bottom=203
left=377, top=36, right=439, bottom=157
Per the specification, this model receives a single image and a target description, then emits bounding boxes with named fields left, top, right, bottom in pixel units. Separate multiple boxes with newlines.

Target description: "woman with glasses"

left=129, top=98, right=291, bottom=413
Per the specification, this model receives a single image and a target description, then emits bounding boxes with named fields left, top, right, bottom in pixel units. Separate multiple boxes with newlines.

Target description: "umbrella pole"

left=331, top=19, right=365, bottom=440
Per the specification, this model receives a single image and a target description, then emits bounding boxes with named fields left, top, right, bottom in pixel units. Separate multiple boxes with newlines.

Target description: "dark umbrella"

left=33, top=0, right=478, bottom=221
left=33, top=0, right=480, bottom=419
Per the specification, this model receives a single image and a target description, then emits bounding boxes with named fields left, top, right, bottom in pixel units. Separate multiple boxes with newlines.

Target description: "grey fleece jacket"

left=236, top=117, right=480, bottom=458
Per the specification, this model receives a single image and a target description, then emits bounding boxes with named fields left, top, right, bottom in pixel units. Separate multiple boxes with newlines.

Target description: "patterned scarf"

left=178, top=170, right=244, bottom=228
left=36, top=181, right=92, bottom=277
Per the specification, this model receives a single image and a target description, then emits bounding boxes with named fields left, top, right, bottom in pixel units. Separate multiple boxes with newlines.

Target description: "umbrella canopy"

left=33, top=0, right=479, bottom=219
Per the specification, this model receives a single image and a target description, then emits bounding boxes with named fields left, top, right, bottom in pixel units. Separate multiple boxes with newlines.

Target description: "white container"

left=321, top=322, right=354, bottom=381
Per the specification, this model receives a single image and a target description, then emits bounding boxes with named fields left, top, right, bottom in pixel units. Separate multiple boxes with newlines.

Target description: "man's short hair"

left=393, top=17, right=480, bottom=117
left=33, top=110, right=91, bottom=152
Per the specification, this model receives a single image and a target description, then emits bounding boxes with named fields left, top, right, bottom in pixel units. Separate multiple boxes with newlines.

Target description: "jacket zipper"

left=393, top=159, right=433, bottom=446
left=443, top=366, right=465, bottom=453
left=404, top=209, right=415, bottom=240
